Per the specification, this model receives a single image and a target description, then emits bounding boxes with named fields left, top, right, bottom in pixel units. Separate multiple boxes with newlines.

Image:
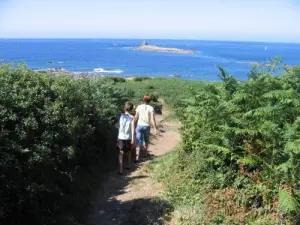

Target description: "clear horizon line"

left=0, top=37, right=300, bottom=44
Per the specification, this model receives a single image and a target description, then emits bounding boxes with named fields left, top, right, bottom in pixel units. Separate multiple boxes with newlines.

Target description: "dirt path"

left=87, top=114, right=180, bottom=225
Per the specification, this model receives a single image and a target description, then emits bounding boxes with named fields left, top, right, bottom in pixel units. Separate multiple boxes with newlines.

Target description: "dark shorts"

left=117, top=139, right=132, bottom=153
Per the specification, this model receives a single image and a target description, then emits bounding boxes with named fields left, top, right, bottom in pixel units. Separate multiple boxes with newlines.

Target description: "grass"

left=113, top=77, right=209, bottom=107
left=148, top=148, right=281, bottom=225
left=147, top=151, right=207, bottom=225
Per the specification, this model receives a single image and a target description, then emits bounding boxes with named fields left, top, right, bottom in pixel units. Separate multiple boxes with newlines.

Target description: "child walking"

left=117, top=102, right=135, bottom=174
left=134, top=95, right=157, bottom=162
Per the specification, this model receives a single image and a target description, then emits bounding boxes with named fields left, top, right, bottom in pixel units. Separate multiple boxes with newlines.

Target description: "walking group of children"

left=117, top=95, right=157, bottom=174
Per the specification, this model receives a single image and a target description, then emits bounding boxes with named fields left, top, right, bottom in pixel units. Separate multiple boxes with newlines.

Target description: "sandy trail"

left=87, top=114, right=180, bottom=225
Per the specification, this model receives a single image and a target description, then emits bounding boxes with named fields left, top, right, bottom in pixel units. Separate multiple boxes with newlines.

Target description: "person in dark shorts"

left=117, top=102, right=135, bottom=174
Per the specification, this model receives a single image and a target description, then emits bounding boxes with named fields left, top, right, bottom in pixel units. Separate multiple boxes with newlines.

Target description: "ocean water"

left=0, top=39, right=300, bottom=81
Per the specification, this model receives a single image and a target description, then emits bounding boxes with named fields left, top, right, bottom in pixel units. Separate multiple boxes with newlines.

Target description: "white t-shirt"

left=118, top=114, right=133, bottom=140
left=136, top=104, right=154, bottom=126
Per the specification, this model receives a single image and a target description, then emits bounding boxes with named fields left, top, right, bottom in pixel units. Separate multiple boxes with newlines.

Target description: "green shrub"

left=101, top=76, right=126, bottom=84
left=132, top=76, right=152, bottom=82
left=0, top=65, right=128, bottom=225
left=176, top=63, right=300, bottom=223
left=113, top=78, right=207, bottom=117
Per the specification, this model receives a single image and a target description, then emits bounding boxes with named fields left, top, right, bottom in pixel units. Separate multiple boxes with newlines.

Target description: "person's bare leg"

left=144, top=144, right=149, bottom=156
left=135, top=127, right=141, bottom=162
left=119, top=151, right=124, bottom=173
left=135, top=148, right=140, bottom=161
left=136, top=146, right=140, bottom=161
left=144, top=127, right=150, bottom=157
left=127, top=151, right=132, bottom=169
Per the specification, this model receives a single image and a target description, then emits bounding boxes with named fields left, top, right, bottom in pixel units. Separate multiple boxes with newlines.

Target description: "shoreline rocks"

left=34, top=68, right=67, bottom=73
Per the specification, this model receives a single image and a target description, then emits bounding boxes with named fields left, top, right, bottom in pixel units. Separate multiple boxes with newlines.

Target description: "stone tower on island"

left=141, top=40, right=148, bottom=46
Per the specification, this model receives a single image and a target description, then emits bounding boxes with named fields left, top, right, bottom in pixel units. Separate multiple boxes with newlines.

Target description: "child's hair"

left=124, top=102, right=134, bottom=112
left=143, top=95, right=151, bottom=104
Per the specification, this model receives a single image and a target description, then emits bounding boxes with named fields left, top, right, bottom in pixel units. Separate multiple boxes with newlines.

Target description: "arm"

left=131, top=118, right=135, bottom=145
left=134, top=106, right=139, bottom=124
left=151, top=111, right=157, bottom=134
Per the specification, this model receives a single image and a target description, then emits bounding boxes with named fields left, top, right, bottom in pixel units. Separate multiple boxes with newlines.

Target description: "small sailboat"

left=264, top=46, right=268, bottom=51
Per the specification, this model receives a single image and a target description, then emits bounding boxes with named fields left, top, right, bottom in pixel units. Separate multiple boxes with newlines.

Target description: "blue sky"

left=0, top=0, right=300, bottom=42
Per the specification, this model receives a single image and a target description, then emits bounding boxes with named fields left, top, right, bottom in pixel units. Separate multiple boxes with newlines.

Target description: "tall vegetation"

left=169, top=62, right=300, bottom=224
left=0, top=65, right=128, bottom=224
left=114, top=77, right=207, bottom=112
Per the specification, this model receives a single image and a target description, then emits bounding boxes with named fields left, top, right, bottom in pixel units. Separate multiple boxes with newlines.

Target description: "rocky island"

left=130, top=40, right=196, bottom=54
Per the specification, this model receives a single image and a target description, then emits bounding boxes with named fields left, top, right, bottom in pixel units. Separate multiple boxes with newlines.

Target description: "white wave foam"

left=93, top=68, right=124, bottom=74
left=196, top=53, right=231, bottom=63
left=197, top=53, right=256, bottom=65
left=58, top=61, right=64, bottom=64
left=236, top=60, right=256, bottom=65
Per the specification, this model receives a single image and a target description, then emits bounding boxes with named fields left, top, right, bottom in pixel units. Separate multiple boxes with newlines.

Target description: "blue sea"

left=0, top=39, right=300, bottom=81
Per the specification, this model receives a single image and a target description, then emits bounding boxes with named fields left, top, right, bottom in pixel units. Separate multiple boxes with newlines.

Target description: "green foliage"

left=247, top=218, right=278, bottom=225
left=114, top=77, right=207, bottom=108
left=132, top=76, right=152, bottom=82
left=101, top=76, right=126, bottom=84
left=149, top=151, right=205, bottom=225
left=149, top=61, right=300, bottom=224
left=0, top=65, right=127, bottom=225
left=278, top=189, right=299, bottom=214
left=110, top=77, right=207, bottom=117
left=176, top=61, right=300, bottom=223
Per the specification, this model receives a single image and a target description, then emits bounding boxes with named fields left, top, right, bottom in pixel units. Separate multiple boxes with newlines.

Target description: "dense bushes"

left=173, top=64, right=300, bottom=224
left=101, top=76, right=126, bottom=84
left=0, top=65, right=128, bottom=225
left=116, top=78, right=207, bottom=106
left=114, top=78, right=207, bottom=115
left=0, top=67, right=205, bottom=224
left=132, top=76, right=152, bottom=82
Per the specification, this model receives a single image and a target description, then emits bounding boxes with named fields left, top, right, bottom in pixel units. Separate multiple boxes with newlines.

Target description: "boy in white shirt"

left=117, top=102, right=135, bottom=174
left=134, top=95, right=157, bottom=162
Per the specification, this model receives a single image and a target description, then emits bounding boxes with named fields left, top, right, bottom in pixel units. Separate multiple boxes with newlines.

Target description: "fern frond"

left=278, top=189, right=299, bottom=213
left=233, top=128, right=259, bottom=136
left=238, top=156, right=261, bottom=166
left=202, top=144, right=231, bottom=155
left=284, top=140, right=300, bottom=154
left=263, top=89, right=297, bottom=100
left=216, top=65, right=228, bottom=81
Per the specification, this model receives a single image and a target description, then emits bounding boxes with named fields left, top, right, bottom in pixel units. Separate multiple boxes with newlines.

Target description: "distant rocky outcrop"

left=130, top=41, right=195, bottom=54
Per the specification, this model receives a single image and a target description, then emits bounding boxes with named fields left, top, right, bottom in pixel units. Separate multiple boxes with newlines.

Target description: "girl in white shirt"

left=117, top=102, right=135, bottom=174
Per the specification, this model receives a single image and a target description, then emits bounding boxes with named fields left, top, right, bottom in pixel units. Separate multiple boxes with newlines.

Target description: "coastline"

left=32, top=69, right=201, bottom=81
left=33, top=68, right=196, bottom=80
left=2, top=39, right=300, bottom=82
